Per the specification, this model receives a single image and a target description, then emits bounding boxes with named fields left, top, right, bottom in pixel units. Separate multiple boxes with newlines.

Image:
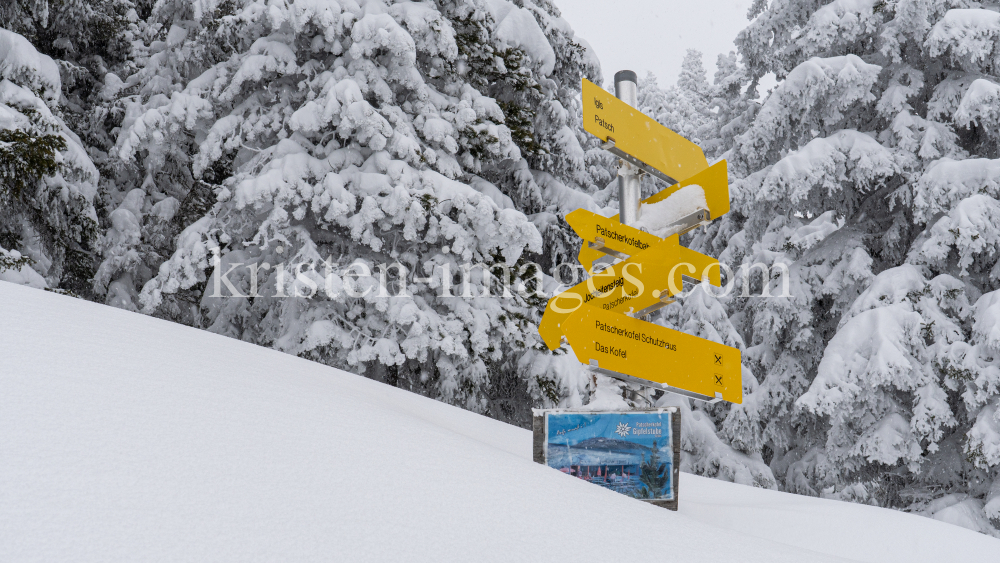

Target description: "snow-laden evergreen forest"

left=2, top=0, right=1000, bottom=536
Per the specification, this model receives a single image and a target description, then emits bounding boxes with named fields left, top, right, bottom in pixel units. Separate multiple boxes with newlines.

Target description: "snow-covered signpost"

left=537, top=74, right=742, bottom=405
left=533, top=72, right=741, bottom=510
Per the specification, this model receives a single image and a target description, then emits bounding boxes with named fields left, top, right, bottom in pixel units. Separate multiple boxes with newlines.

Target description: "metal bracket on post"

left=601, top=139, right=678, bottom=186
left=633, top=289, right=676, bottom=319
left=589, top=254, right=619, bottom=273
left=587, top=236, right=630, bottom=261
left=658, top=208, right=712, bottom=239
left=588, top=362, right=725, bottom=404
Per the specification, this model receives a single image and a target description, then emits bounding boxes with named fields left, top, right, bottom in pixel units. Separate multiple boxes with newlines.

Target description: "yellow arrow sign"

left=538, top=236, right=681, bottom=350
left=677, top=247, right=721, bottom=287
left=606, top=160, right=731, bottom=226
left=565, top=208, right=722, bottom=287
left=562, top=304, right=743, bottom=403
left=575, top=243, right=722, bottom=291
left=641, top=159, right=731, bottom=219
left=565, top=208, right=662, bottom=259
left=583, top=78, right=708, bottom=183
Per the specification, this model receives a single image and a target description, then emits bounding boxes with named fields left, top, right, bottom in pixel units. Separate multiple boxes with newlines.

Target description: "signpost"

left=538, top=73, right=742, bottom=405
left=534, top=71, right=742, bottom=510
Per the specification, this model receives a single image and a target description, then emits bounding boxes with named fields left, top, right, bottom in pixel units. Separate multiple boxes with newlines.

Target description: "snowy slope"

left=1, top=281, right=998, bottom=563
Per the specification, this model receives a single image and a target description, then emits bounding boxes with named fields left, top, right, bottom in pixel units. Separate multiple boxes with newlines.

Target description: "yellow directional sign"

left=605, top=160, right=731, bottom=225
left=565, top=208, right=661, bottom=259
left=642, top=159, right=731, bottom=219
left=562, top=304, right=743, bottom=403
left=575, top=243, right=720, bottom=291
left=583, top=78, right=708, bottom=183
left=566, top=208, right=721, bottom=288
left=538, top=236, right=681, bottom=350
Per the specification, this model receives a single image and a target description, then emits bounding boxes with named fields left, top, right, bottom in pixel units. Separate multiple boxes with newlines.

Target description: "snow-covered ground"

left=2, top=281, right=998, bottom=562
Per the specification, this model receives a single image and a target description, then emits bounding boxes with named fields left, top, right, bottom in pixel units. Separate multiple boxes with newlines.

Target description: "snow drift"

left=2, top=281, right=999, bottom=561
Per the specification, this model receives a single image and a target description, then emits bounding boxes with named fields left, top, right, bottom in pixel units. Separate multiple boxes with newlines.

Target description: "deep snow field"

left=2, top=280, right=998, bottom=562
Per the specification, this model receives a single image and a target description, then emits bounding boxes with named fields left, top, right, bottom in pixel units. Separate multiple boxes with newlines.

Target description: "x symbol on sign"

left=714, top=374, right=723, bottom=385
left=714, top=354, right=723, bottom=365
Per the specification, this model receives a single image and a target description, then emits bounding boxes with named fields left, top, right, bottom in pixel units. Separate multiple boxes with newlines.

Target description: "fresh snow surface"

left=632, top=184, right=707, bottom=237
left=2, top=281, right=999, bottom=562
left=0, top=248, right=46, bottom=289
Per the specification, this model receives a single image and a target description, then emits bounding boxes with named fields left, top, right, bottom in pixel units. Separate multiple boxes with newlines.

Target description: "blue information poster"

left=544, top=410, right=675, bottom=501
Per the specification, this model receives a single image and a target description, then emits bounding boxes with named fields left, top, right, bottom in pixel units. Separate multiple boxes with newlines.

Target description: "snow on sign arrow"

left=572, top=161, right=731, bottom=272
left=583, top=77, right=709, bottom=184
left=562, top=304, right=743, bottom=404
left=615, top=160, right=731, bottom=225
left=644, top=160, right=729, bottom=219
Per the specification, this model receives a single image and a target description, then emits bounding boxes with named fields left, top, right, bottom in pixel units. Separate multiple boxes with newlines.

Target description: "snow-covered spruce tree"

left=0, top=1, right=51, bottom=38
left=701, top=50, right=757, bottom=162
left=0, top=27, right=99, bottom=291
left=635, top=50, right=713, bottom=152
left=85, top=1, right=235, bottom=311
left=3, top=0, right=137, bottom=125
left=434, top=0, right=612, bottom=277
left=0, top=0, right=142, bottom=296
left=707, top=0, right=1000, bottom=533
left=92, top=0, right=245, bottom=312
left=112, top=0, right=606, bottom=420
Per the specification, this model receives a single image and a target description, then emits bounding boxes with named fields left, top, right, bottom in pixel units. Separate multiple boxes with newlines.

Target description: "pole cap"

left=614, top=70, right=637, bottom=85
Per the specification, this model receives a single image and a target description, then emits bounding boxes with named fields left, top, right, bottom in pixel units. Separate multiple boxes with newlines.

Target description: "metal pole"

left=614, top=70, right=641, bottom=226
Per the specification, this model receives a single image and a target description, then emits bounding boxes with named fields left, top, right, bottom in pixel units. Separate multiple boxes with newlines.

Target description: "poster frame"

left=532, top=408, right=681, bottom=510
